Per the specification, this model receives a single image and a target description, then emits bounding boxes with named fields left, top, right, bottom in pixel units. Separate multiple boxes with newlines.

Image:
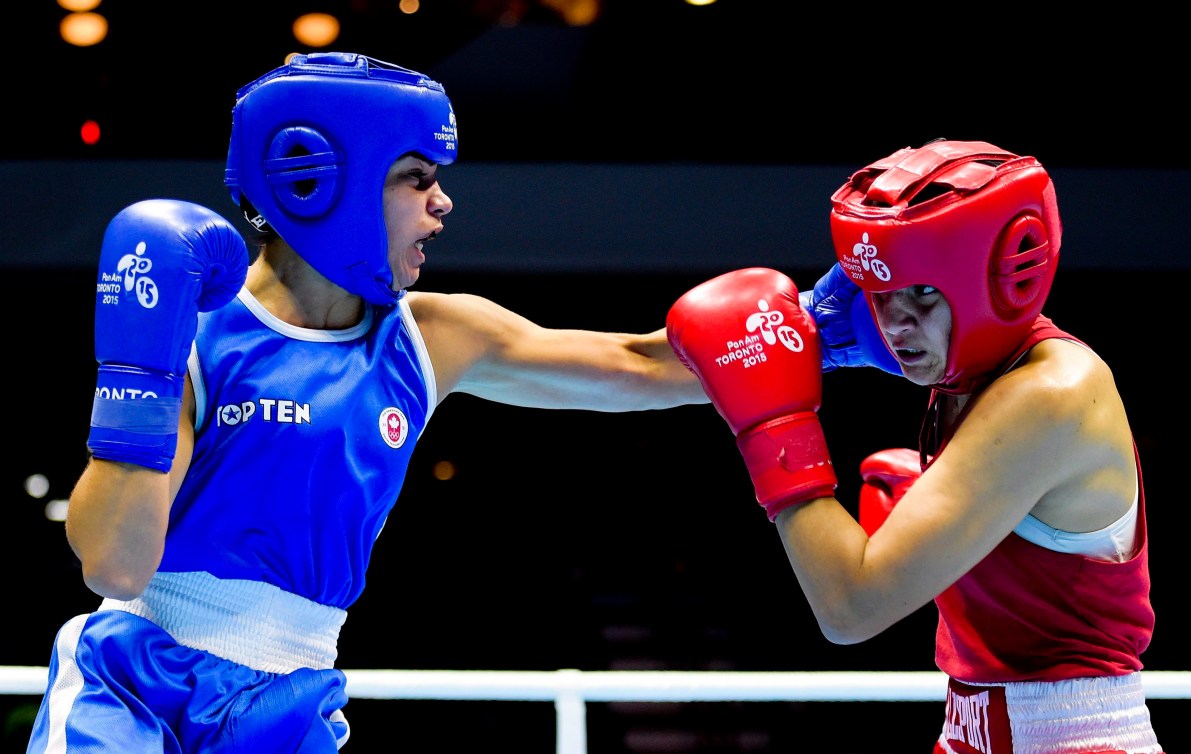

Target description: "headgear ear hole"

left=264, top=126, right=343, bottom=219
left=991, top=214, right=1051, bottom=315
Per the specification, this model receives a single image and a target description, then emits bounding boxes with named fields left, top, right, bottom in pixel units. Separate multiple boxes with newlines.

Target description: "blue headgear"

left=225, top=52, right=458, bottom=305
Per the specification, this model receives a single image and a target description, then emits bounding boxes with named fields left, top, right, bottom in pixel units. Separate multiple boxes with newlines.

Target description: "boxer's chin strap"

left=240, top=197, right=274, bottom=234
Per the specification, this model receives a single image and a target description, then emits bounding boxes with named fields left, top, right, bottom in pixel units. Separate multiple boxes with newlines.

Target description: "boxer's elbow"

left=818, top=620, right=879, bottom=646
left=69, top=525, right=160, bottom=600
left=811, top=598, right=893, bottom=645
left=66, top=489, right=167, bottom=600
left=78, top=556, right=156, bottom=601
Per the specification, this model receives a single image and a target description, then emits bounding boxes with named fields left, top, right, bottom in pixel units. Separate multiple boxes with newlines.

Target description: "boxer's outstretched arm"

left=407, top=290, right=710, bottom=411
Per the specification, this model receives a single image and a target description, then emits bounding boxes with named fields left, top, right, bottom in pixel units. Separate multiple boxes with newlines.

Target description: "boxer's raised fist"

left=859, top=447, right=922, bottom=535
left=667, top=267, right=836, bottom=520
left=88, top=199, right=249, bottom=471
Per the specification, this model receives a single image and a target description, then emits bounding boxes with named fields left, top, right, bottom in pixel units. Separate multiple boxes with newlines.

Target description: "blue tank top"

left=162, top=289, right=436, bottom=609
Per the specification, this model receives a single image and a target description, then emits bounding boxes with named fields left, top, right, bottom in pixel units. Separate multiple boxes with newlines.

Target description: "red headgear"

left=829, top=140, right=1061, bottom=394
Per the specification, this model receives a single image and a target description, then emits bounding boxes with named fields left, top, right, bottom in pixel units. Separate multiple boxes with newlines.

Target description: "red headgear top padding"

left=829, top=140, right=1061, bottom=394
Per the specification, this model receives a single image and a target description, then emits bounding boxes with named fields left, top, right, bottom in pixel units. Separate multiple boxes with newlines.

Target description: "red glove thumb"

left=858, top=448, right=921, bottom=536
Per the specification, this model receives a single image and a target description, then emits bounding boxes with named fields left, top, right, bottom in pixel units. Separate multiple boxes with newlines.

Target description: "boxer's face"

left=870, top=285, right=952, bottom=386
left=382, top=154, right=454, bottom=292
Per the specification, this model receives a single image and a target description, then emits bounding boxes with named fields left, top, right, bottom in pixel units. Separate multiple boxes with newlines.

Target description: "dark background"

left=8, top=1, right=1188, bottom=170
left=4, top=2, right=1189, bottom=752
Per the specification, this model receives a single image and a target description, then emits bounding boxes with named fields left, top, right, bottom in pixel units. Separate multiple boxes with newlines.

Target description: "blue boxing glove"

left=87, top=199, right=249, bottom=471
left=799, top=263, right=901, bottom=374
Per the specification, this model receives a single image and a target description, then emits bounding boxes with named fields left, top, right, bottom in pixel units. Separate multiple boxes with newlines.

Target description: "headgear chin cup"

left=829, top=140, right=1061, bottom=395
left=225, top=52, right=458, bottom=305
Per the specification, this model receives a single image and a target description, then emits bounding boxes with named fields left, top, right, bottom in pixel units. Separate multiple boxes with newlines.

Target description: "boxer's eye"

left=390, top=168, right=436, bottom=191
left=410, top=170, right=438, bottom=191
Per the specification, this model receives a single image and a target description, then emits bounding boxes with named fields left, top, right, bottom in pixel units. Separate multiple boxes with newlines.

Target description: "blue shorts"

left=26, top=610, right=349, bottom=753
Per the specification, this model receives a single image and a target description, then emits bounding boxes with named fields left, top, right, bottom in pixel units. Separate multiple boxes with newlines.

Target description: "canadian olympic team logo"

left=379, top=407, right=409, bottom=449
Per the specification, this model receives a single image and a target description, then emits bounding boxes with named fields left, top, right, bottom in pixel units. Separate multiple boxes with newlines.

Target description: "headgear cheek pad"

left=829, top=140, right=1061, bottom=395
left=225, top=52, right=458, bottom=305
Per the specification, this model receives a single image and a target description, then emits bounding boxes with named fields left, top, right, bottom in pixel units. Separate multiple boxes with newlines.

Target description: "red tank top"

left=926, top=316, right=1154, bottom=682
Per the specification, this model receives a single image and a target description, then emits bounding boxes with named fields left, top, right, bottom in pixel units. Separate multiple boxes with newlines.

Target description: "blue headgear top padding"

left=225, top=52, right=458, bottom=305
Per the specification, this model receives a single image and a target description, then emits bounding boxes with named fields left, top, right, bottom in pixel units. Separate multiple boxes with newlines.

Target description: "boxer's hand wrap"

left=667, top=267, right=837, bottom=521
left=88, top=199, right=248, bottom=471
left=799, top=263, right=901, bottom=374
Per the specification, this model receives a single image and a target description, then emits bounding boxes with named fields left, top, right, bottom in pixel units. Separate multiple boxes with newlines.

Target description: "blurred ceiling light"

left=293, top=13, right=340, bottom=47
left=81, top=119, right=101, bottom=145
left=46, top=499, right=70, bottom=523
left=398, top=0, right=420, bottom=14
left=684, top=0, right=717, bottom=5
left=541, top=0, right=600, bottom=26
left=25, top=474, right=50, bottom=499
left=60, top=11, right=108, bottom=47
left=57, top=0, right=101, bottom=10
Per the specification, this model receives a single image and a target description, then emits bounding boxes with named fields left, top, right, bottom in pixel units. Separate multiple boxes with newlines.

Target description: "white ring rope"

left=4, top=666, right=1191, bottom=700
left=7, top=667, right=1188, bottom=754
left=344, top=669, right=951, bottom=702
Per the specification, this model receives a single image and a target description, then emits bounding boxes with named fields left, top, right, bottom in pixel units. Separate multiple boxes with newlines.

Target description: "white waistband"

left=99, top=571, right=346, bottom=674
left=1006, top=673, right=1159, bottom=753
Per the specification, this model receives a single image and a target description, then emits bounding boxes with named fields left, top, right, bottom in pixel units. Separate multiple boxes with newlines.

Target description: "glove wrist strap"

left=87, top=366, right=184, bottom=473
left=736, top=412, right=837, bottom=522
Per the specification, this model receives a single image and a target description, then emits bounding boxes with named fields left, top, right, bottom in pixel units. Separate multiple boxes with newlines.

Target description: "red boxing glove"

left=858, top=448, right=922, bottom=535
left=667, top=267, right=836, bottom=521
